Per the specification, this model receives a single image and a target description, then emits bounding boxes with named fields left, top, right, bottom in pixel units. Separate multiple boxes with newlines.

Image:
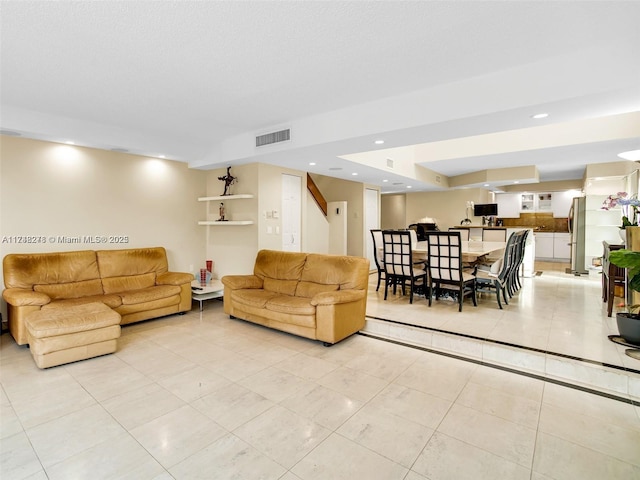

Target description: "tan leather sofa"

left=221, top=250, right=369, bottom=345
left=2, top=247, right=193, bottom=345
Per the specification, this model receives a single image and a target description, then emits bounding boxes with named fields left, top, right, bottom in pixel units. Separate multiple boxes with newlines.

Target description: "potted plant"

left=609, top=248, right=640, bottom=345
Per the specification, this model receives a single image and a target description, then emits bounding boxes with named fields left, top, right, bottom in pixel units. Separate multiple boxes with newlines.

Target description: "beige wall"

left=203, top=164, right=260, bottom=279
left=0, top=136, right=206, bottom=317
left=311, top=174, right=365, bottom=257
left=382, top=189, right=490, bottom=230
left=381, top=194, right=407, bottom=230
left=204, top=163, right=330, bottom=278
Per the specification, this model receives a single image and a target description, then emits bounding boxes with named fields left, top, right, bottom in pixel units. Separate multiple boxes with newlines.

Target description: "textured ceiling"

left=1, top=1, right=639, bottom=193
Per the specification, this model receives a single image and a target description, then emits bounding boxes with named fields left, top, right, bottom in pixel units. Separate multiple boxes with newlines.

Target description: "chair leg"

left=607, top=276, right=615, bottom=317
left=376, top=272, right=381, bottom=291
left=409, top=278, right=414, bottom=304
left=384, top=276, right=390, bottom=300
left=495, top=280, right=503, bottom=309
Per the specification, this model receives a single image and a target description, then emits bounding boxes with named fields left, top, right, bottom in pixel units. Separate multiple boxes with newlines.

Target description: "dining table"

left=412, top=240, right=507, bottom=263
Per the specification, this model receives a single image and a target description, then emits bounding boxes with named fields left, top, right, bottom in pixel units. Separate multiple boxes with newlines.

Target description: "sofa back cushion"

left=3, top=250, right=103, bottom=299
left=254, top=250, right=307, bottom=295
left=301, top=253, right=370, bottom=291
left=97, top=247, right=168, bottom=294
left=295, top=281, right=339, bottom=298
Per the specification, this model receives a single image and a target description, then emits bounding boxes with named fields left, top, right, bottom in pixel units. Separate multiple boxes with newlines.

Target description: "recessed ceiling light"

left=352, top=172, right=358, bottom=176
left=618, top=149, right=640, bottom=161
left=382, top=179, right=388, bottom=183
left=531, top=113, right=549, bottom=119
left=406, top=185, right=412, bottom=189
left=159, top=155, right=166, bottom=159
left=374, top=140, right=385, bottom=145
left=483, top=184, right=490, bottom=187
left=514, top=180, right=520, bottom=184
left=65, top=141, right=75, bottom=145
left=309, top=162, right=316, bottom=166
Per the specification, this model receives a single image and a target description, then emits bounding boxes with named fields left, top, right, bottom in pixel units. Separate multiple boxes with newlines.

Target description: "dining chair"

left=448, top=228, right=470, bottom=241
left=370, top=229, right=385, bottom=291
left=482, top=228, right=507, bottom=242
left=425, top=231, right=477, bottom=312
left=382, top=230, right=427, bottom=304
left=475, top=232, right=518, bottom=309
left=507, top=230, right=529, bottom=296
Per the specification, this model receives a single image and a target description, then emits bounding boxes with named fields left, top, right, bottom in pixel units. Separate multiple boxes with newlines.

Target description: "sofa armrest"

left=310, top=289, right=365, bottom=306
left=156, top=272, right=194, bottom=286
left=221, top=275, right=263, bottom=290
left=2, top=288, right=51, bottom=307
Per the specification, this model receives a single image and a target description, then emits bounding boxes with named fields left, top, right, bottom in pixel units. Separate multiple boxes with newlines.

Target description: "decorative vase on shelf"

left=619, top=228, right=627, bottom=243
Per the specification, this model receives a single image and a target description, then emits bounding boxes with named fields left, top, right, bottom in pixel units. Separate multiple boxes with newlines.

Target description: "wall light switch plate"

left=272, top=210, right=279, bottom=219
left=267, top=226, right=273, bottom=234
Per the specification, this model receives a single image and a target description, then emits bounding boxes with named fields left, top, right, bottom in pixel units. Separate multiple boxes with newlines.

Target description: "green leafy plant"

left=609, top=249, right=640, bottom=313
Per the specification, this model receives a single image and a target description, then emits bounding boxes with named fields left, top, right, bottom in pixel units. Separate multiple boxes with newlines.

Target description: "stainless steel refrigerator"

left=569, top=197, right=587, bottom=275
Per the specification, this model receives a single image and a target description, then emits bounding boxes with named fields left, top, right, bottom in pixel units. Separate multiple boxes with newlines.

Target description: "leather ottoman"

left=25, top=302, right=121, bottom=368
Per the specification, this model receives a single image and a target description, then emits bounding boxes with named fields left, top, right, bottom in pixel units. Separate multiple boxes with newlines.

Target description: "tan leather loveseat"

left=221, top=250, right=369, bottom=345
left=2, top=247, right=193, bottom=345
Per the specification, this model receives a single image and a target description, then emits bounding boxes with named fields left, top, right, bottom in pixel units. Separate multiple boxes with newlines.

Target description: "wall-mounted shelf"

left=198, top=220, right=254, bottom=226
left=198, top=194, right=254, bottom=202
left=198, top=193, right=255, bottom=225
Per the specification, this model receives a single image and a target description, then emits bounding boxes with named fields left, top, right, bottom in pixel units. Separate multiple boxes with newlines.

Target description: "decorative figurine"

left=218, top=202, right=227, bottom=221
left=218, top=166, right=237, bottom=196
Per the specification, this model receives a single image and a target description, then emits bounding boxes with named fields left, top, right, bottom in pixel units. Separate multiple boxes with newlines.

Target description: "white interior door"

left=282, top=174, right=301, bottom=252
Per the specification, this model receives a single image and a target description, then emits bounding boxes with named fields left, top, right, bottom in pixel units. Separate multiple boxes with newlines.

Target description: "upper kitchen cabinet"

left=495, top=193, right=520, bottom=218
left=550, top=191, right=577, bottom=218
left=497, top=191, right=578, bottom=218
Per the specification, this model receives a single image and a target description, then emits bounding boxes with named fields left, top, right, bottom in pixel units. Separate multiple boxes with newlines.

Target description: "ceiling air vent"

left=256, top=128, right=291, bottom=147
left=386, top=158, right=394, bottom=169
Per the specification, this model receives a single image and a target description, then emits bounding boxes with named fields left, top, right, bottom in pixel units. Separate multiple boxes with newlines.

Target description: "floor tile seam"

left=424, top=428, right=535, bottom=474
left=9, top=422, right=48, bottom=476
left=358, top=332, right=639, bottom=407
left=533, top=428, right=640, bottom=469
left=29, top=404, right=135, bottom=474
left=365, top=315, right=640, bottom=376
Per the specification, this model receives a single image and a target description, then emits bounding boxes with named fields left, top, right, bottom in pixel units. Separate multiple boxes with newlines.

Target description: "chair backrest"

left=370, top=229, right=384, bottom=269
left=426, top=232, right=463, bottom=282
left=408, top=228, right=418, bottom=249
left=448, top=228, right=470, bottom=241
left=512, top=229, right=529, bottom=271
left=496, top=232, right=520, bottom=281
left=482, top=228, right=507, bottom=242
left=382, top=230, right=415, bottom=277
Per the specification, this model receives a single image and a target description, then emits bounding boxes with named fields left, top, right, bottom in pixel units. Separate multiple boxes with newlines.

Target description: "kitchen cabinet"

left=535, top=232, right=570, bottom=260
left=551, top=191, right=575, bottom=218
left=535, top=233, right=554, bottom=259
left=495, top=193, right=520, bottom=218
left=553, top=233, right=571, bottom=260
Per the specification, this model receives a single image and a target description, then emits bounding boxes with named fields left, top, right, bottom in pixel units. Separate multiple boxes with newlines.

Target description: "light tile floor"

left=1, top=262, right=640, bottom=479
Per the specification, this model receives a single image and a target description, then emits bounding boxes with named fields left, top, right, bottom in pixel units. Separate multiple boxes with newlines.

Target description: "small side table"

left=191, top=279, right=224, bottom=311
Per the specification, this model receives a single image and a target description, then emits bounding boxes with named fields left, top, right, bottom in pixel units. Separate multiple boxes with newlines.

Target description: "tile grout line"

left=357, top=331, right=639, bottom=407
left=365, top=315, right=640, bottom=376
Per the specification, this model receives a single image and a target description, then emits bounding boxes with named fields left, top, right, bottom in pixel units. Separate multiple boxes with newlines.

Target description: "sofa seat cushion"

left=27, top=303, right=121, bottom=338
left=42, top=294, right=122, bottom=309
left=265, top=295, right=316, bottom=316
left=231, top=289, right=279, bottom=309
left=117, top=285, right=181, bottom=305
